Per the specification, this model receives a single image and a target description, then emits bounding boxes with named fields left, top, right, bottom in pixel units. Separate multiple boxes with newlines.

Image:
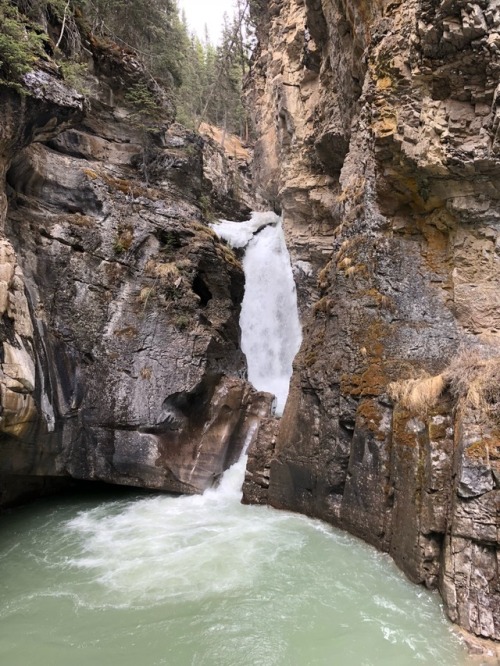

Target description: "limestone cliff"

left=0, top=29, right=271, bottom=505
left=244, top=0, right=500, bottom=647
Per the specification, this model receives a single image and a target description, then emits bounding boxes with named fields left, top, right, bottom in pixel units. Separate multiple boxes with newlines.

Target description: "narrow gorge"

left=0, top=0, right=499, bottom=662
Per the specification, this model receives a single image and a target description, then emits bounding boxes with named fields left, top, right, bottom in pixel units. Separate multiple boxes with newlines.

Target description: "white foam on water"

left=63, top=458, right=305, bottom=608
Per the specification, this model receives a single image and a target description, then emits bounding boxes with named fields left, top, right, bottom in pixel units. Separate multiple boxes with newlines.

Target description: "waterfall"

left=1, top=212, right=469, bottom=665
left=212, top=211, right=302, bottom=416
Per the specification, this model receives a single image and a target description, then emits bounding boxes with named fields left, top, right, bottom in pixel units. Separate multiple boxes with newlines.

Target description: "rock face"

left=0, top=45, right=271, bottom=505
left=244, top=0, right=500, bottom=645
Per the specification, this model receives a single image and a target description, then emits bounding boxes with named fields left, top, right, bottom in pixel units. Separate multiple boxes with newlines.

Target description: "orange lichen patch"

left=372, top=114, right=397, bottom=137
left=357, top=399, right=386, bottom=441
left=466, top=436, right=500, bottom=461
left=416, top=218, right=451, bottom=275
left=354, top=319, right=388, bottom=359
left=303, top=326, right=326, bottom=369
left=343, top=318, right=392, bottom=397
left=428, top=414, right=449, bottom=440
left=341, top=363, right=387, bottom=397
left=378, top=171, right=444, bottom=216
left=344, top=0, right=380, bottom=41
left=376, top=76, right=392, bottom=90
left=304, top=349, right=318, bottom=367
left=199, top=122, right=250, bottom=161
left=391, top=408, right=423, bottom=471
left=334, top=176, right=366, bottom=205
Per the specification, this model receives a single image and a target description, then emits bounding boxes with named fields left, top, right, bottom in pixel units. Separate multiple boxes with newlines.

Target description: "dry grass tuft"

left=445, top=350, right=500, bottom=418
left=138, top=286, right=155, bottom=303
left=145, top=260, right=179, bottom=279
left=388, top=348, right=500, bottom=419
left=337, top=257, right=352, bottom=270
left=388, top=372, right=445, bottom=415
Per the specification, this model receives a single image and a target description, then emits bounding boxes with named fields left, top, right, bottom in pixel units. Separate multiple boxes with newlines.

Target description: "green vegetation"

left=176, top=1, right=250, bottom=138
left=1, top=0, right=251, bottom=139
left=0, top=0, right=46, bottom=89
left=58, top=58, right=89, bottom=93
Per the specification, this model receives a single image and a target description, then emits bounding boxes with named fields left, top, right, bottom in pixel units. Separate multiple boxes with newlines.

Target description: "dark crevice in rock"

left=192, top=272, right=213, bottom=307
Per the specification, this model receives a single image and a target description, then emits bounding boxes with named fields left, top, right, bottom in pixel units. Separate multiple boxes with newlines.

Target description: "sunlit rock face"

left=245, top=0, right=500, bottom=645
left=0, top=46, right=270, bottom=503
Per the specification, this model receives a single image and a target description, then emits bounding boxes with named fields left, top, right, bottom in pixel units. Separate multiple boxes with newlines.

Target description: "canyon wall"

left=0, top=41, right=271, bottom=506
left=244, top=0, right=500, bottom=646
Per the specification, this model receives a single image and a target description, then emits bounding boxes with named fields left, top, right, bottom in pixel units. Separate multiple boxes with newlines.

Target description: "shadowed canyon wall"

left=0, top=40, right=271, bottom=505
left=243, top=0, right=500, bottom=646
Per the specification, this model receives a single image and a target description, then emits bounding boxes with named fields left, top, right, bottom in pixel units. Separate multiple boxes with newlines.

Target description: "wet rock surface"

left=0, top=47, right=270, bottom=503
left=245, top=0, right=500, bottom=645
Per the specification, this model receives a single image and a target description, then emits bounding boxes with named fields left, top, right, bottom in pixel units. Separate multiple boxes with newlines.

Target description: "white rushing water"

left=212, top=211, right=302, bottom=415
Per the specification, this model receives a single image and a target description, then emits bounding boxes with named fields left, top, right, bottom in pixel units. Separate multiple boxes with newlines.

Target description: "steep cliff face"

left=0, top=40, right=271, bottom=505
left=245, top=0, right=500, bottom=646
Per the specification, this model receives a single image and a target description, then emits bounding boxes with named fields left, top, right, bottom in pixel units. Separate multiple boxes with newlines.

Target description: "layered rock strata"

left=244, top=0, right=500, bottom=646
left=0, top=43, right=270, bottom=505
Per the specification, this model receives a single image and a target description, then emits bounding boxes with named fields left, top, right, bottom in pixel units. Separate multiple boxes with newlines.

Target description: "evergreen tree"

left=176, top=0, right=250, bottom=138
left=4, top=0, right=251, bottom=138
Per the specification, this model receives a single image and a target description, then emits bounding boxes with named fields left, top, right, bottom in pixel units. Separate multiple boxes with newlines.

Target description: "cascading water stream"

left=212, top=211, right=302, bottom=415
left=0, top=213, right=473, bottom=666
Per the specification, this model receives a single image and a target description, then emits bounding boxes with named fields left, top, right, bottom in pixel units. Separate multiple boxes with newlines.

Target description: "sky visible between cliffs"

left=178, top=0, right=237, bottom=43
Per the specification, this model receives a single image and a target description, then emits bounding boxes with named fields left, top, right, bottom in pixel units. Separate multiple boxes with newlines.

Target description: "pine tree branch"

left=55, top=0, right=71, bottom=49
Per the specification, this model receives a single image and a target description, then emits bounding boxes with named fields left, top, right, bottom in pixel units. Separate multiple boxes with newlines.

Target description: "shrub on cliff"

left=0, top=0, right=46, bottom=87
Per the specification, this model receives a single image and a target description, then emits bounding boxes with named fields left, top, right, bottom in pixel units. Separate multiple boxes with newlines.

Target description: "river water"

left=0, top=465, right=470, bottom=666
left=0, top=213, right=472, bottom=665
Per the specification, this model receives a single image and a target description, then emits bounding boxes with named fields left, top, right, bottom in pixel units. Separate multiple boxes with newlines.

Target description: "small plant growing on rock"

left=125, top=83, right=161, bottom=129
left=59, top=59, right=90, bottom=94
left=199, top=194, right=214, bottom=221
left=114, top=227, right=133, bottom=254
left=174, top=314, right=189, bottom=330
